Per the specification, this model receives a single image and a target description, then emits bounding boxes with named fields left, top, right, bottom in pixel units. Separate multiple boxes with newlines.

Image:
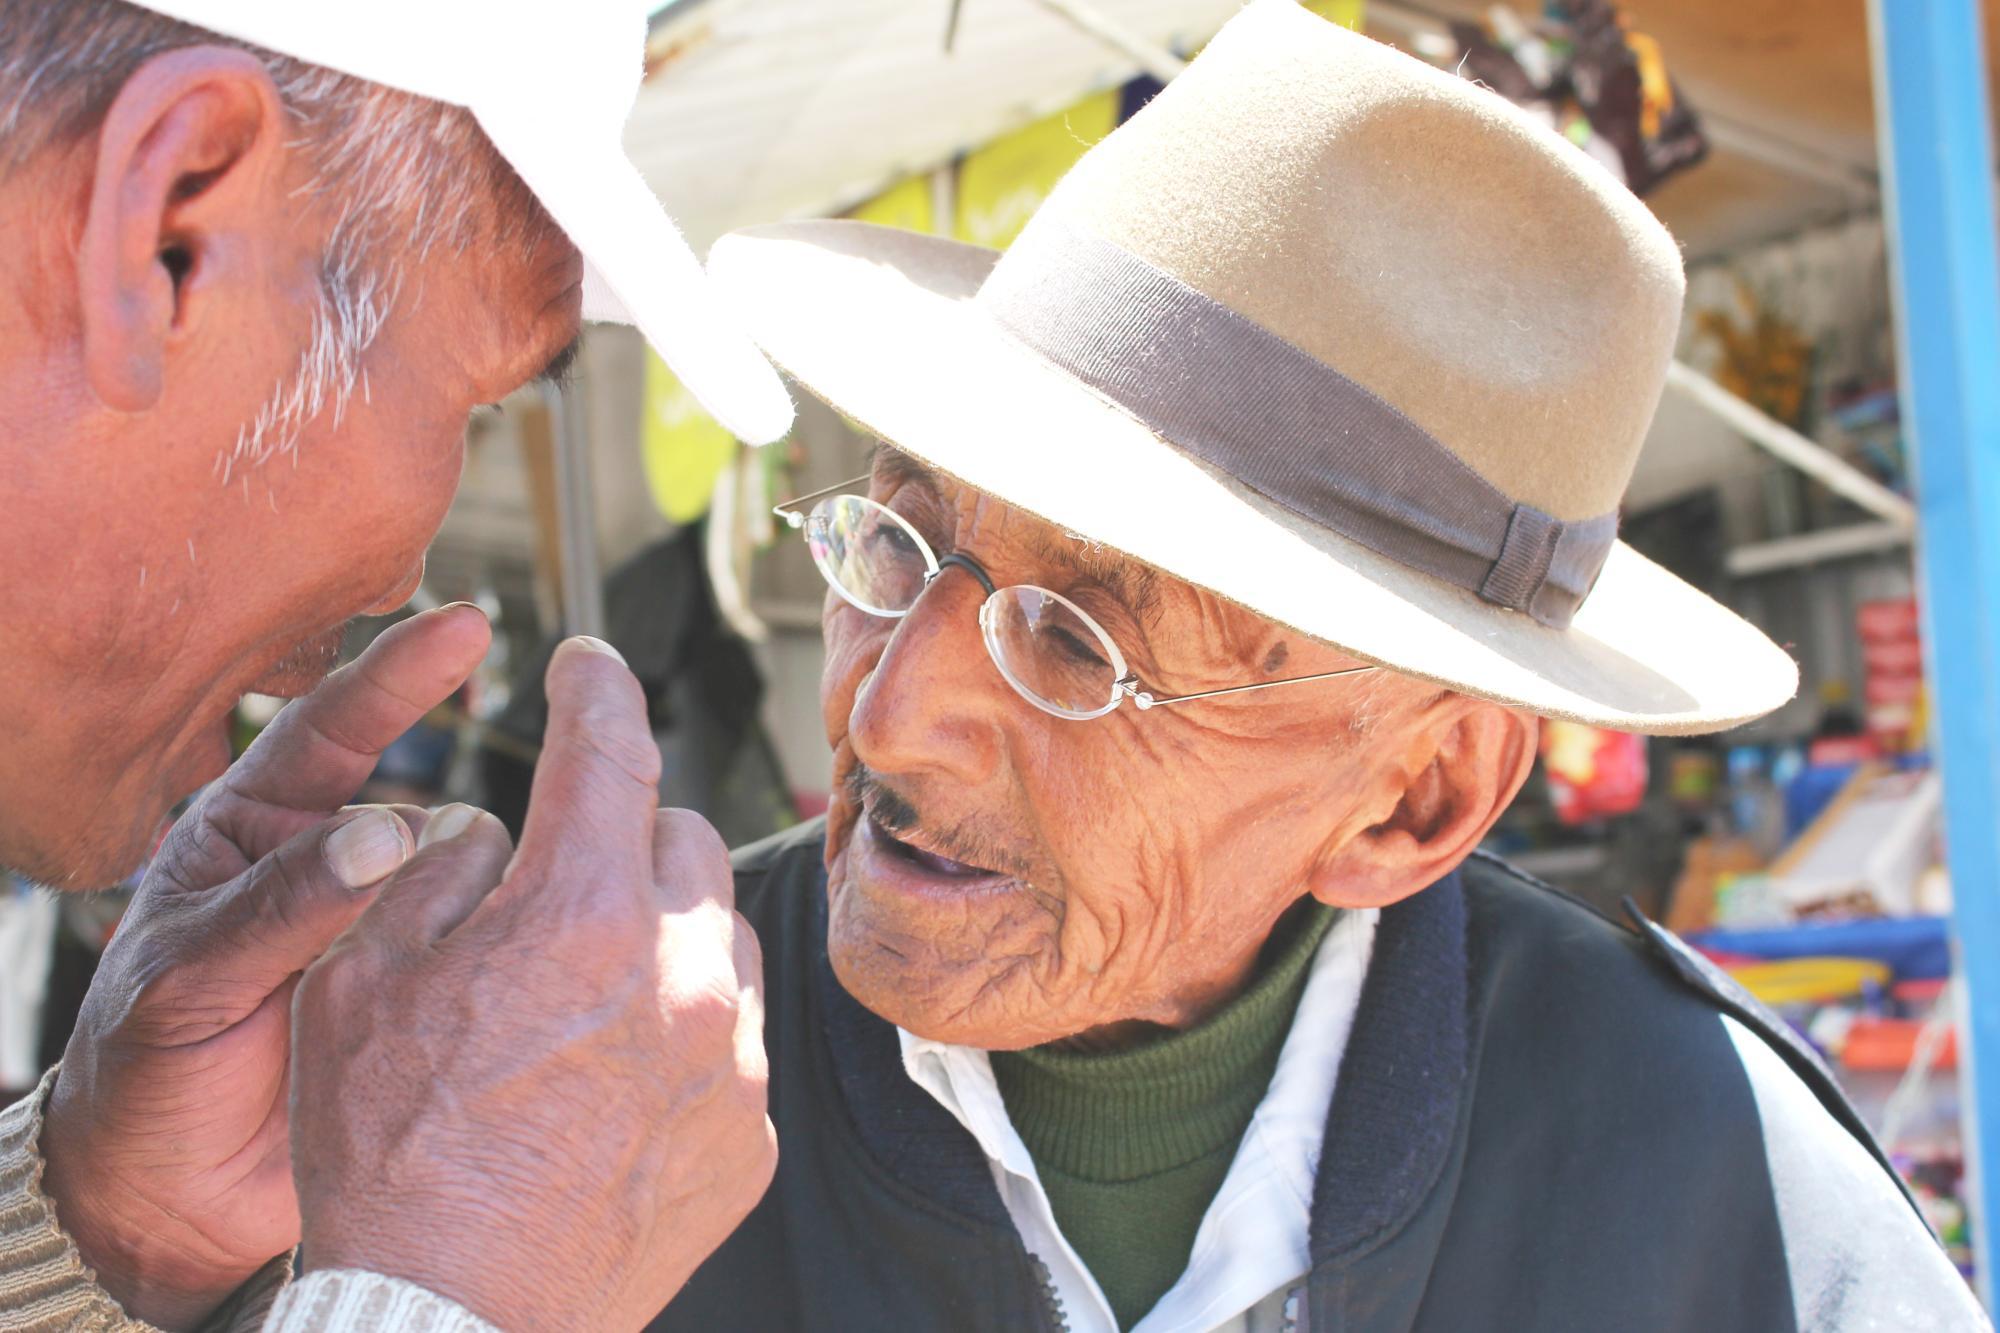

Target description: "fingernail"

left=327, top=810, right=412, bottom=890
left=564, top=635, right=625, bottom=666
left=419, top=803, right=481, bottom=850
left=439, top=601, right=485, bottom=617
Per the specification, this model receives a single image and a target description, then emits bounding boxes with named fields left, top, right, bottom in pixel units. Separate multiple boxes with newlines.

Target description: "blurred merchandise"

left=1689, top=915, right=1971, bottom=1276
left=1727, top=955, right=1889, bottom=1006
left=1857, top=597, right=1926, bottom=754
left=1666, top=747, right=1721, bottom=812
left=1539, top=721, right=1648, bottom=825
left=1665, top=835, right=1770, bottom=933
left=1767, top=766, right=1941, bottom=919
left=1726, top=745, right=1788, bottom=860
left=1826, top=379, right=1911, bottom=496
left=1694, top=280, right=1813, bottom=430
left=1444, top=0, right=1706, bottom=195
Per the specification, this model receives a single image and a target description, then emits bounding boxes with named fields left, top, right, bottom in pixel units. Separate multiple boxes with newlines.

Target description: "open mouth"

left=867, top=807, right=1003, bottom=881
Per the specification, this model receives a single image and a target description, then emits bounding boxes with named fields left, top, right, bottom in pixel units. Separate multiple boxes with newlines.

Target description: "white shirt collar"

left=898, top=906, right=1379, bottom=1333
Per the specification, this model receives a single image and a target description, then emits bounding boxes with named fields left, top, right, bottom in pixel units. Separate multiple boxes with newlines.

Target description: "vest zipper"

left=1029, top=1254, right=1070, bottom=1332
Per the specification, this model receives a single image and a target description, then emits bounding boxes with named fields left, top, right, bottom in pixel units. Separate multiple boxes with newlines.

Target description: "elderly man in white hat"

left=0, top=1, right=783, bottom=1331
left=648, top=3, right=1987, bottom=1330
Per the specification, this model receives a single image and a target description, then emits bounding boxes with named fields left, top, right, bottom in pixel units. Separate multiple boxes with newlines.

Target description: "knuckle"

left=291, top=960, right=331, bottom=1021
left=558, top=719, right=662, bottom=792
left=735, top=1024, right=771, bottom=1083
left=656, top=807, right=728, bottom=865
left=252, top=848, right=317, bottom=937
left=538, top=874, right=653, bottom=944
left=296, top=941, right=373, bottom=1018
left=732, top=912, right=764, bottom=968
left=666, top=977, right=743, bottom=1056
left=726, top=1117, right=778, bottom=1212
left=145, top=810, right=229, bottom=897
left=393, top=840, right=484, bottom=894
left=122, top=950, right=233, bottom=1042
left=755, top=1117, right=779, bottom=1177
left=732, top=1066, right=771, bottom=1120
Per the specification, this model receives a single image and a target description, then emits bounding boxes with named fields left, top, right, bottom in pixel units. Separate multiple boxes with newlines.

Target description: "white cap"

left=125, top=0, right=794, bottom=444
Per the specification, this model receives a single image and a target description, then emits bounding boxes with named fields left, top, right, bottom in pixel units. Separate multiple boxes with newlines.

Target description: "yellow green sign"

left=955, top=90, right=1119, bottom=249
left=640, top=351, right=739, bottom=524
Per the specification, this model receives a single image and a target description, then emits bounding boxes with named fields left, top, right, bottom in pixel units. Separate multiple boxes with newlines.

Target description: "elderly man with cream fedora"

left=649, top=3, right=1986, bottom=1330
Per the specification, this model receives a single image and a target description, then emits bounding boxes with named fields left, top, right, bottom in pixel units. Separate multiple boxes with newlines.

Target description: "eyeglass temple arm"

left=772, top=473, right=876, bottom=527
left=1119, top=665, right=1378, bottom=710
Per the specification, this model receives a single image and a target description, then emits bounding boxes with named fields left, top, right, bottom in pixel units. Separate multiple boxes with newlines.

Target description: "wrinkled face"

left=0, top=67, right=581, bottom=886
left=820, top=451, right=1461, bottom=1050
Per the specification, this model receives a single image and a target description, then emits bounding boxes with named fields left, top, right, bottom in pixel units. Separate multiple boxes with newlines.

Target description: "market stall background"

left=4, top=0, right=1998, bottom=1310
left=430, top=0, right=1998, bottom=791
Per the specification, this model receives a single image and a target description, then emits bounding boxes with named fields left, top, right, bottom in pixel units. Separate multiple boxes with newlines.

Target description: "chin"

left=823, top=894, right=1063, bottom=1053
left=822, top=889, right=953, bottom=1040
left=829, top=939, right=977, bottom=1047
left=1, top=802, right=160, bottom=893
left=42, top=740, right=213, bottom=892
left=825, top=825, right=1086, bottom=1048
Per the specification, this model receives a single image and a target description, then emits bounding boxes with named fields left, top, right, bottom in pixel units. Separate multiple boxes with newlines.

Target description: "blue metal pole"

left=1866, top=0, right=2000, bottom=1298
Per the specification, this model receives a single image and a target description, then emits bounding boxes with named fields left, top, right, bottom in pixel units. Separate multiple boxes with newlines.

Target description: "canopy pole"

left=545, top=381, right=607, bottom=642
left=1027, top=0, right=1188, bottom=84
left=1868, top=0, right=2000, bottom=1302
left=1663, top=360, right=1917, bottom=528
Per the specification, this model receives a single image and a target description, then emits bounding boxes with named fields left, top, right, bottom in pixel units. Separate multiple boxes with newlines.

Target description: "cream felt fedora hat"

left=708, top=0, right=1798, bottom=734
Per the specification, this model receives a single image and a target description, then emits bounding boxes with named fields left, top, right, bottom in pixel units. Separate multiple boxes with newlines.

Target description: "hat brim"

left=478, top=108, right=795, bottom=446
left=709, top=220, right=1799, bottom=735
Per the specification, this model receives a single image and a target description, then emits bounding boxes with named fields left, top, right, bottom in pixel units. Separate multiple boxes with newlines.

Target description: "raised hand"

left=38, top=605, right=493, bottom=1329
left=290, top=637, right=775, bottom=1332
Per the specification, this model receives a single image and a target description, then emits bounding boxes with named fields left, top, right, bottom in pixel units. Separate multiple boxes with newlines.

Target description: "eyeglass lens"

left=804, top=495, right=1127, bottom=719
left=981, top=587, right=1124, bottom=719
left=805, top=495, right=935, bottom=616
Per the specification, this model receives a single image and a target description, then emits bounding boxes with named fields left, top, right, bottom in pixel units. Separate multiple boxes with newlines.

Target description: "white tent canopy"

left=627, top=0, right=1249, bottom=248
left=625, top=0, right=2000, bottom=258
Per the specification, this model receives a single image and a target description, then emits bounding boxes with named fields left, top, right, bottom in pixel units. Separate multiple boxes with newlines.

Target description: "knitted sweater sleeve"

left=0, top=1068, right=165, bottom=1332
left=0, top=1071, right=494, bottom=1333
left=260, top=1274, right=497, bottom=1333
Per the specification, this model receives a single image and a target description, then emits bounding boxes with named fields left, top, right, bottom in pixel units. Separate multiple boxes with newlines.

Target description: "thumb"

left=192, top=807, right=415, bottom=998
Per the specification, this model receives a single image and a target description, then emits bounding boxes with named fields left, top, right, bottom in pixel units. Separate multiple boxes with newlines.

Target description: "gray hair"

left=1, top=0, right=559, bottom=467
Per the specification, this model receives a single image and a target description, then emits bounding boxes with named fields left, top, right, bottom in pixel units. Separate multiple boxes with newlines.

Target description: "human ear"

left=78, top=46, right=287, bottom=412
left=1306, top=699, right=1538, bottom=909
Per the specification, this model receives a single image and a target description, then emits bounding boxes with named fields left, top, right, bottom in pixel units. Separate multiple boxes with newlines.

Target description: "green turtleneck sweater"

left=990, top=902, right=1337, bottom=1330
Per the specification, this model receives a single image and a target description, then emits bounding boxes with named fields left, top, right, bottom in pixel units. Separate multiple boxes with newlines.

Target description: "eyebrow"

left=1046, top=533, right=1162, bottom=623
left=872, top=444, right=1162, bottom=621
left=870, top=443, right=935, bottom=491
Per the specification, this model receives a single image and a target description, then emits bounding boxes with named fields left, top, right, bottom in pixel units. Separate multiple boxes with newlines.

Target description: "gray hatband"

left=976, top=223, right=1618, bottom=630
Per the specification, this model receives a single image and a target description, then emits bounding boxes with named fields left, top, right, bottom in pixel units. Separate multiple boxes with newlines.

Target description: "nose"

left=847, top=562, right=1009, bottom=787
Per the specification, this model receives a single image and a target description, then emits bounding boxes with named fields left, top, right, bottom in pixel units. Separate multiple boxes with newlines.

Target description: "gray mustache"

left=846, top=764, right=1028, bottom=879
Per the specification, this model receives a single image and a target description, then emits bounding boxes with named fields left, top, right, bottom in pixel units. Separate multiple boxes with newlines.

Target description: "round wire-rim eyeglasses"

left=775, top=475, right=1377, bottom=721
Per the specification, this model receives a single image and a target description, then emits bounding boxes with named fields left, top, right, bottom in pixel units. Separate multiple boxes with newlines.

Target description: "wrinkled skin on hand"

left=291, top=638, right=775, bottom=1333
left=39, top=607, right=493, bottom=1329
